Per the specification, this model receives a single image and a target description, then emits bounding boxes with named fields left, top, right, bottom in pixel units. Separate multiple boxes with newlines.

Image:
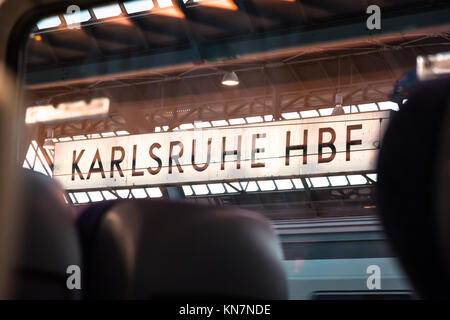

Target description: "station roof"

left=26, top=0, right=450, bottom=88
left=22, top=0, right=450, bottom=217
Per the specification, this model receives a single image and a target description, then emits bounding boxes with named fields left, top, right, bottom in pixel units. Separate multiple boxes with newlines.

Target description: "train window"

left=19, top=0, right=450, bottom=299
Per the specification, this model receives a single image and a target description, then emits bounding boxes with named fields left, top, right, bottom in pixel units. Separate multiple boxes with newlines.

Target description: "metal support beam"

left=26, top=6, right=450, bottom=87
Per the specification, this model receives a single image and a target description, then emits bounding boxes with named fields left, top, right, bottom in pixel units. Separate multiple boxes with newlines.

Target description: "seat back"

left=11, top=170, right=81, bottom=299
left=78, top=200, right=287, bottom=299
left=377, top=77, right=450, bottom=299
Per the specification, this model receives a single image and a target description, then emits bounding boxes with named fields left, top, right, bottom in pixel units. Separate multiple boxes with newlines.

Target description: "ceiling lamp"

left=332, top=93, right=344, bottom=116
left=221, top=71, right=239, bottom=86
left=43, top=128, right=55, bottom=151
left=43, top=139, right=55, bottom=151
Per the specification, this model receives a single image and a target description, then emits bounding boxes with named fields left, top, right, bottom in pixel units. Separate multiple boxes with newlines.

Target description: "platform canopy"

left=22, top=0, right=450, bottom=218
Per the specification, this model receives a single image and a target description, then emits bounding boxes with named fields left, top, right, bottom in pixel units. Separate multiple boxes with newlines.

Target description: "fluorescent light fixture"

left=246, top=181, right=259, bottom=192
left=156, top=0, right=174, bottom=8
left=93, top=4, right=122, bottom=19
left=221, top=71, right=239, bottom=86
left=347, top=175, right=367, bottom=185
left=257, top=180, right=276, bottom=191
left=131, top=188, right=148, bottom=198
left=123, top=0, right=154, bottom=14
left=101, top=132, right=115, bottom=137
left=25, top=98, right=110, bottom=124
left=275, top=179, right=293, bottom=190
left=246, top=116, right=263, bottom=123
left=310, top=177, right=329, bottom=188
left=148, top=188, right=163, bottom=198
left=358, top=103, right=378, bottom=112
left=300, top=110, right=319, bottom=118
left=366, top=173, right=378, bottom=182
left=74, top=192, right=90, bottom=203
left=88, top=191, right=103, bottom=202
left=117, top=189, right=131, bottom=198
left=229, top=182, right=242, bottom=191
left=291, top=178, right=304, bottom=189
left=58, top=137, right=72, bottom=142
left=229, top=118, right=246, bottom=125
left=180, top=123, right=195, bottom=130
left=329, top=175, right=348, bottom=186
left=37, top=15, right=62, bottom=29
left=73, top=135, right=87, bottom=140
left=224, top=183, right=239, bottom=193
left=304, top=179, right=312, bottom=188
left=194, top=121, right=212, bottom=128
left=192, top=184, right=209, bottom=195
left=264, top=114, right=273, bottom=121
left=64, top=9, right=91, bottom=25
left=87, top=133, right=102, bottom=139
left=319, top=108, right=334, bottom=116
left=68, top=193, right=77, bottom=203
left=102, top=190, right=118, bottom=200
left=282, top=112, right=300, bottom=119
left=212, top=120, right=228, bottom=127
left=208, top=183, right=225, bottom=194
left=116, top=130, right=130, bottom=135
left=378, top=101, right=399, bottom=111
left=343, top=105, right=358, bottom=113
left=182, top=185, right=193, bottom=196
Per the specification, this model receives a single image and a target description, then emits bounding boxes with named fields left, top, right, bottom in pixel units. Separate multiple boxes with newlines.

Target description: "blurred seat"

left=11, top=169, right=81, bottom=299
left=377, top=77, right=450, bottom=299
left=77, top=199, right=287, bottom=299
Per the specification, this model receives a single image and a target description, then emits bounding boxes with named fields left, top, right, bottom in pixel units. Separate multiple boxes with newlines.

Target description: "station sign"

left=53, top=111, right=390, bottom=190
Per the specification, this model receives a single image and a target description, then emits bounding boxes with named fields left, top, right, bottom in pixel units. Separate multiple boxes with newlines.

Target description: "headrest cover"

left=79, top=200, right=287, bottom=299
left=12, top=169, right=81, bottom=299
left=377, top=77, right=450, bottom=299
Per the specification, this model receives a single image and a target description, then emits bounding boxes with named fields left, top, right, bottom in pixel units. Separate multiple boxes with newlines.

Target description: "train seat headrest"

left=377, top=77, right=450, bottom=299
left=77, top=199, right=287, bottom=299
left=12, top=169, right=81, bottom=299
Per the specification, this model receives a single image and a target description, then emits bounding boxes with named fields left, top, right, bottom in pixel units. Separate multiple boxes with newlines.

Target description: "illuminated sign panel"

left=53, top=111, right=390, bottom=190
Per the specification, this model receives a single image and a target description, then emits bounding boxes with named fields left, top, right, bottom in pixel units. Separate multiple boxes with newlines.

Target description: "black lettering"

left=221, top=136, right=241, bottom=170
left=192, top=138, right=211, bottom=172
left=87, top=149, right=105, bottom=179
left=251, top=133, right=266, bottom=168
left=147, top=143, right=162, bottom=175
left=110, top=146, right=125, bottom=178
left=318, top=127, right=336, bottom=163
left=169, top=141, right=184, bottom=174
left=285, top=130, right=308, bottom=165
left=132, top=144, right=144, bottom=176
left=71, top=149, right=85, bottom=181
left=346, top=124, right=363, bottom=161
